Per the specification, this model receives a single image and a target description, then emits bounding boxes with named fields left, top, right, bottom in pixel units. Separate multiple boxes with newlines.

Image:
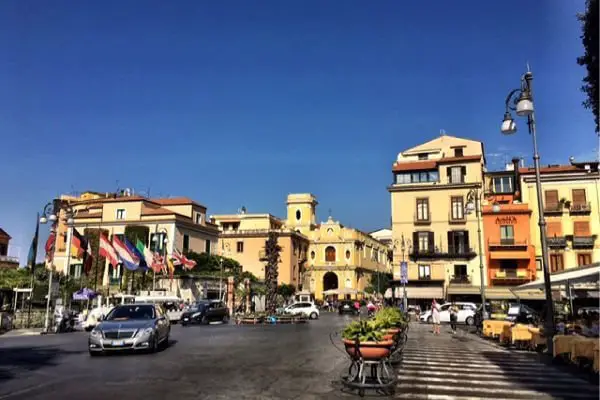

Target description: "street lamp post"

left=151, top=228, right=169, bottom=290
left=39, top=201, right=59, bottom=334
left=218, top=243, right=231, bottom=302
left=392, top=235, right=410, bottom=311
left=501, top=69, right=555, bottom=352
left=465, top=188, right=487, bottom=319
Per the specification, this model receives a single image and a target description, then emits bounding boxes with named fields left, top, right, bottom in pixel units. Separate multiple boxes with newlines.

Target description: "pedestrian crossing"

left=394, top=324, right=599, bottom=399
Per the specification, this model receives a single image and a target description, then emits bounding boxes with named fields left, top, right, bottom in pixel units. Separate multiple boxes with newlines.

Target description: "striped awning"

left=489, top=251, right=530, bottom=260
left=385, top=286, right=444, bottom=299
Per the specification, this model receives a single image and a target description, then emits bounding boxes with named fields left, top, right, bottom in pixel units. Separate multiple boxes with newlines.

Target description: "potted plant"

left=342, top=320, right=394, bottom=360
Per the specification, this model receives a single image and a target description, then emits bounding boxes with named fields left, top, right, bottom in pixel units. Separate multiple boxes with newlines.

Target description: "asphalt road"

left=0, top=313, right=357, bottom=400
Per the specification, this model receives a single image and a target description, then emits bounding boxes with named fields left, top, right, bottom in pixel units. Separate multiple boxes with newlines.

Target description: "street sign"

left=400, top=262, right=408, bottom=284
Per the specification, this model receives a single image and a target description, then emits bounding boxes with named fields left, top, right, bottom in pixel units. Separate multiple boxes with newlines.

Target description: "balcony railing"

left=572, top=235, right=596, bottom=249
left=448, top=212, right=466, bottom=224
left=492, top=269, right=533, bottom=282
left=449, top=275, right=471, bottom=285
left=488, top=239, right=528, bottom=249
left=547, top=236, right=567, bottom=248
left=220, top=228, right=301, bottom=236
left=446, top=177, right=466, bottom=184
left=543, top=204, right=563, bottom=214
left=414, top=212, right=431, bottom=225
left=570, top=202, right=591, bottom=214
left=0, top=255, right=19, bottom=264
left=410, top=246, right=476, bottom=260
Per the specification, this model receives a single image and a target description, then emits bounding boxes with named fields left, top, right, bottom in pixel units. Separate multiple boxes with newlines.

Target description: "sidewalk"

left=0, top=328, right=44, bottom=338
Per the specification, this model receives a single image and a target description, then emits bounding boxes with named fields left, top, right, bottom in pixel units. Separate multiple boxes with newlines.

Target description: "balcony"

left=488, top=239, right=528, bottom=250
left=547, top=236, right=567, bottom=248
left=413, top=212, right=431, bottom=226
left=572, top=235, right=596, bottom=249
left=0, top=255, right=19, bottom=264
left=570, top=202, right=591, bottom=215
left=449, top=275, right=471, bottom=285
left=543, top=204, right=563, bottom=215
left=446, top=177, right=466, bottom=185
left=410, top=246, right=476, bottom=261
left=448, top=212, right=466, bottom=224
left=491, top=269, right=533, bottom=284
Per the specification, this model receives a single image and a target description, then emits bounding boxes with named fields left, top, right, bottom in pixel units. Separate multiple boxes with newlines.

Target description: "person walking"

left=449, top=303, right=459, bottom=334
left=431, top=299, right=441, bottom=335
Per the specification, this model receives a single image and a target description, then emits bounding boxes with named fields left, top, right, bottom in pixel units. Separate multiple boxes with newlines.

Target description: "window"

left=492, top=176, right=513, bottom=193
left=453, top=148, right=464, bottom=157
left=150, top=233, right=166, bottom=252
left=448, top=166, right=466, bottom=184
left=195, top=213, right=203, bottom=224
left=296, top=209, right=302, bottom=221
left=325, top=246, right=336, bottom=262
left=418, top=153, right=428, bottom=160
left=448, top=231, right=469, bottom=254
left=183, top=234, right=190, bottom=252
left=205, top=239, right=211, bottom=254
left=416, top=198, right=430, bottom=221
left=116, top=209, right=126, bottom=220
left=453, top=264, right=467, bottom=279
left=500, top=225, right=514, bottom=245
left=546, top=222, right=562, bottom=237
left=394, top=170, right=439, bottom=185
left=418, top=265, right=431, bottom=279
left=544, top=190, right=559, bottom=209
left=345, top=250, right=351, bottom=259
left=450, top=196, right=464, bottom=220
left=236, top=241, right=244, bottom=253
left=310, top=251, right=315, bottom=260
left=0, top=243, right=7, bottom=256
left=111, top=264, right=121, bottom=279
left=500, top=260, right=518, bottom=277
left=572, top=189, right=586, bottom=206
left=416, top=232, right=431, bottom=252
left=70, top=264, right=82, bottom=279
left=577, top=253, right=592, bottom=266
left=574, top=221, right=591, bottom=236
left=549, top=254, right=564, bottom=272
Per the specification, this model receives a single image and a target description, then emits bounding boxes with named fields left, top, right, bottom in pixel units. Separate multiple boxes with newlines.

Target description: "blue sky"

left=0, top=1, right=596, bottom=262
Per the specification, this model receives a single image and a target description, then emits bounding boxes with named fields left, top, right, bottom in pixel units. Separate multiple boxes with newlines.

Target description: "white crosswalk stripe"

left=395, top=324, right=599, bottom=399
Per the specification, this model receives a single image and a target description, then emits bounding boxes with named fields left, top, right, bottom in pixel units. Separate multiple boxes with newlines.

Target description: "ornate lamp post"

left=40, top=201, right=60, bottom=333
left=465, top=188, right=487, bottom=319
left=501, top=69, right=555, bottom=352
left=393, top=235, right=411, bottom=311
left=151, top=228, right=169, bottom=290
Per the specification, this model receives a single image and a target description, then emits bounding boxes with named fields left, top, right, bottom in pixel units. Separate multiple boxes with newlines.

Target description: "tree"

left=264, top=231, right=281, bottom=315
left=277, top=283, right=296, bottom=300
left=364, top=272, right=393, bottom=295
left=577, top=0, right=599, bottom=132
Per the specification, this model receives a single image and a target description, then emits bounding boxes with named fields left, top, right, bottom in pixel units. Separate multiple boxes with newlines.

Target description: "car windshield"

left=105, top=305, right=155, bottom=321
left=193, top=303, right=209, bottom=311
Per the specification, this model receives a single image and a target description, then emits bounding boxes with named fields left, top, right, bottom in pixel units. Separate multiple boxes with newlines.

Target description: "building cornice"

left=388, top=182, right=482, bottom=193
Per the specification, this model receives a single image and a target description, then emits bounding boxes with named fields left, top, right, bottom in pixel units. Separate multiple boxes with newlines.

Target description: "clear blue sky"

left=0, top=0, right=596, bottom=262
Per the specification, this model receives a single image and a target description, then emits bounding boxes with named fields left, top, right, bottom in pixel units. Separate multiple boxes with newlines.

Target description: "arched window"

left=325, top=246, right=336, bottom=262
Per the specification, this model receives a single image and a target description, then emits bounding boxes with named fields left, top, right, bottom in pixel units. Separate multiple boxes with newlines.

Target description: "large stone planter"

left=342, top=339, right=394, bottom=360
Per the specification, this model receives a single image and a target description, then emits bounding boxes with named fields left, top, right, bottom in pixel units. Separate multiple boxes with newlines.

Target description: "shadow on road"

left=0, top=346, right=85, bottom=382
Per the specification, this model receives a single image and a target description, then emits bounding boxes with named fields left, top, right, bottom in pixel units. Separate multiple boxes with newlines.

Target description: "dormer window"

left=418, top=153, right=428, bottom=160
left=195, top=213, right=203, bottom=224
left=454, top=148, right=464, bottom=157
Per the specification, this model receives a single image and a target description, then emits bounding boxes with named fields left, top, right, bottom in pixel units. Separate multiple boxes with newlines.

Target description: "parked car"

left=88, top=304, right=170, bottom=356
left=338, top=300, right=359, bottom=315
left=283, top=302, right=320, bottom=319
left=420, top=302, right=477, bottom=325
left=180, top=300, right=229, bottom=326
left=506, top=303, right=539, bottom=324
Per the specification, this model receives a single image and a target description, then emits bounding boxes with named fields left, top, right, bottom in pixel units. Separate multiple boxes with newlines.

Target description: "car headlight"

left=137, top=327, right=154, bottom=337
left=90, top=328, right=102, bottom=337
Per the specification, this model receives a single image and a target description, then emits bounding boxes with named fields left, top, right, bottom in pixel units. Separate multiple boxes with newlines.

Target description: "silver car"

left=88, top=304, right=170, bottom=356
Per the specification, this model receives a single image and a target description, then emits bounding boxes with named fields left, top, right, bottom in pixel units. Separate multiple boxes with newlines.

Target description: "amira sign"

left=495, top=216, right=517, bottom=225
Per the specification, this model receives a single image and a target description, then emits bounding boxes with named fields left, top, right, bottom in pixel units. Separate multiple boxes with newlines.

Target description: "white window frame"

left=418, top=265, right=431, bottom=279
left=418, top=232, right=429, bottom=252
left=116, top=209, right=126, bottom=220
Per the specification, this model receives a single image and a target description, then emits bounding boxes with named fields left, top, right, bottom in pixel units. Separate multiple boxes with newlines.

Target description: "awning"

left=447, top=286, right=481, bottom=295
left=323, top=288, right=362, bottom=296
left=385, top=286, right=444, bottom=299
left=514, top=263, right=600, bottom=291
left=489, top=251, right=530, bottom=260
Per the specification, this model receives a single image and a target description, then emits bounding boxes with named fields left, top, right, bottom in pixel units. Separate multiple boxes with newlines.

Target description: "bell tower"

left=286, top=193, right=318, bottom=235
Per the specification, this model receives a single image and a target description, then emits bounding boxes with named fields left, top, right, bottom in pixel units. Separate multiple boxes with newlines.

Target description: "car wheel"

left=466, top=316, right=474, bottom=326
left=309, top=312, right=318, bottom=320
left=150, top=335, right=159, bottom=353
left=222, top=314, right=229, bottom=323
left=427, top=316, right=432, bottom=324
left=161, top=334, right=170, bottom=350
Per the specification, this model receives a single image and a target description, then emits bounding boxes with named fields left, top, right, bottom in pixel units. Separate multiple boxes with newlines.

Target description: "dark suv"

left=338, top=300, right=358, bottom=315
left=180, top=301, right=229, bottom=326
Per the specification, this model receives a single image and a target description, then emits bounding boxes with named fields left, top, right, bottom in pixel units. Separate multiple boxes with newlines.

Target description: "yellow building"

left=211, top=212, right=309, bottom=287
left=52, top=191, right=219, bottom=286
left=519, top=160, right=600, bottom=272
left=388, top=134, right=486, bottom=306
left=213, top=193, right=391, bottom=299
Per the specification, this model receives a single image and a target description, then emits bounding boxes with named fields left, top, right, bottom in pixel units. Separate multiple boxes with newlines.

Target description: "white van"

left=135, top=295, right=183, bottom=323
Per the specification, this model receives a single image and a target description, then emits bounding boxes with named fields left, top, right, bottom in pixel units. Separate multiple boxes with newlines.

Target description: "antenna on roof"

left=440, top=129, right=446, bottom=136
left=526, top=62, right=531, bottom=72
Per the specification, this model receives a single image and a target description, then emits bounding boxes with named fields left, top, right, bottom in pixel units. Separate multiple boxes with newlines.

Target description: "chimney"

left=512, top=158, right=521, bottom=201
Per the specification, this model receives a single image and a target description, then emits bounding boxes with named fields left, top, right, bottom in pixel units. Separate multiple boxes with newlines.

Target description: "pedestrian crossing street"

left=394, top=323, right=599, bottom=399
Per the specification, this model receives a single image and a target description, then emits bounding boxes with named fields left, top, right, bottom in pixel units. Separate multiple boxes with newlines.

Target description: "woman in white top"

left=431, top=299, right=441, bottom=335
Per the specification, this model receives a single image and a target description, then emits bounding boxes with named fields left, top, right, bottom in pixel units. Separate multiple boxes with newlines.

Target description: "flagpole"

left=27, top=212, right=40, bottom=329
left=64, top=222, right=73, bottom=306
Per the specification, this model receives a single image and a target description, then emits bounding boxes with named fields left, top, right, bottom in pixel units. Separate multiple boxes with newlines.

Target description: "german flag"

left=71, top=228, right=87, bottom=259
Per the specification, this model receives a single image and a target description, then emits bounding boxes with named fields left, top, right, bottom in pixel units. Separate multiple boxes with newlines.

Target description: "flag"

left=172, top=249, right=197, bottom=270
left=44, top=229, right=56, bottom=263
left=27, top=220, right=40, bottom=272
left=126, top=238, right=148, bottom=270
left=112, top=236, right=139, bottom=271
left=151, top=253, right=164, bottom=273
left=135, top=239, right=154, bottom=270
left=71, top=228, right=86, bottom=258
left=83, top=240, right=93, bottom=275
left=99, top=233, right=119, bottom=266
left=166, top=256, right=175, bottom=280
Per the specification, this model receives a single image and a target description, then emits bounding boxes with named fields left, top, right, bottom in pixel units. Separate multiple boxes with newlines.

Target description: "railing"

left=446, top=177, right=466, bottom=184
left=493, top=269, right=532, bottom=281
left=220, top=228, right=301, bottom=236
left=572, top=236, right=596, bottom=248
left=411, top=246, right=476, bottom=260
left=449, top=275, right=471, bottom=284
left=547, top=236, right=567, bottom=248
left=0, top=255, right=19, bottom=264
left=488, top=239, right=528, bottom=248
left=570, top=202, right=591, bottom=214
left=413, top=212, right=431, bottom=225
left=543, top=204, right=563, bottom=214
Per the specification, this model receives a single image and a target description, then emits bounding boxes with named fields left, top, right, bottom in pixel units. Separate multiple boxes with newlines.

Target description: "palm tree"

left=264, top=231, right=281, bottom=315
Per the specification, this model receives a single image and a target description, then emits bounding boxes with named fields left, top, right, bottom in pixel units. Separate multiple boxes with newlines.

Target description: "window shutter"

left=412, top=232, right=418, bottom=252
left=546, top=222, right=562, bottom=237
left=460, top=166, right=466, bottom=181
left=572, top=189, right=586, bottom=204
left=428, top=232, right=435, bottom=252
left=464, top=231, right=470, bottom=251
left=544, top=190, right=559, bottom=206
left=446, top=167, right=451, bottom=182
left=574, top=221, right=590, bottom=236
left=447, top=231, right=454, bottom=253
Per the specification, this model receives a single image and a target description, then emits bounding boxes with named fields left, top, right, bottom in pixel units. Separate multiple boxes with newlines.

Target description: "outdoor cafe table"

left=483, top=320, right=511, bottom=339
left=528, top=327, right=545, bottom=349
left=569, top=336, right=599, bottom=363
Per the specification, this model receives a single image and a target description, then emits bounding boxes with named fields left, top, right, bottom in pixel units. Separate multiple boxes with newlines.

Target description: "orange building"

left=483, top=159, right=537, bottom=291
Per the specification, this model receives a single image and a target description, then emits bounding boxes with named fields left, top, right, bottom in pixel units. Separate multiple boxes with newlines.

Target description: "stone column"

left=244, top=278, right=251, bottom=312
left=226, top=276, right=235, bottom=315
